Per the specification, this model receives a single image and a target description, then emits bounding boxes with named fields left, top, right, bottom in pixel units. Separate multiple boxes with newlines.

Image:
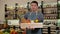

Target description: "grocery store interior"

left=0, top=0, right=60, bottom=34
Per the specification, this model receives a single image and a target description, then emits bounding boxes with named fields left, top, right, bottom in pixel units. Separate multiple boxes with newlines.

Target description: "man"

left=24, top=1, right=44, bottom=34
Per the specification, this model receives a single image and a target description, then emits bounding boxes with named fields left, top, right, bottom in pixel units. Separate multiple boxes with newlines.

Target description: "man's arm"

left=38, top=12, right=44, bottom=22
left=24, top=13, right=28, bottom=19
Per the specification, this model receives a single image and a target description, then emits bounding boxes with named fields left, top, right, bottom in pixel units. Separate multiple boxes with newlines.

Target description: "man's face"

left=30, top=3, right=38, bottom=11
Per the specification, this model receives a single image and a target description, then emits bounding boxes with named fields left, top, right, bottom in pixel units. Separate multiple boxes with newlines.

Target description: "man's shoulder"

left=25, top=11, right=30, bottom=15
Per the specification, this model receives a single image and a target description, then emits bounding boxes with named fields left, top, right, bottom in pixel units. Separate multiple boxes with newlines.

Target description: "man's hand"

left=22, top=28, right=26, bottom=31
left=27, top=26, right=35, bottom=30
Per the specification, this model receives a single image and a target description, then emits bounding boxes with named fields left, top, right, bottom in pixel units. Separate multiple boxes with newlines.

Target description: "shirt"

left=24, top=11, right=44, bottom=22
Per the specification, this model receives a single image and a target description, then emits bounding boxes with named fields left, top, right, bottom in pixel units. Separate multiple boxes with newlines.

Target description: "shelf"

left=44, top=14, right=57, bottom=16
left=43, top=7, right=57, bottom=9
left=44, top=13, right=57, bottom=15
left=43, top=32, right=48, bottom=33
left=51, top=30, right=56, bottom=32
left=43, top=32, right=56, bottom=34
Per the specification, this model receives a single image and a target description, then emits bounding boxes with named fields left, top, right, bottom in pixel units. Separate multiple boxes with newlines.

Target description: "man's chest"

left=28, top=13, right=39, bottom=20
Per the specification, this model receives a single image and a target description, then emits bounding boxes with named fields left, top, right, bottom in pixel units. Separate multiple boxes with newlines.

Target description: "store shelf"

left=43, top=7, right=57, bottom=9
left=43, top=32, right=56, bottom=34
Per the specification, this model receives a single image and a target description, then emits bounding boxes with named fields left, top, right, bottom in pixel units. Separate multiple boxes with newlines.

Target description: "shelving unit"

left=42, top=1, right=57, bottom=34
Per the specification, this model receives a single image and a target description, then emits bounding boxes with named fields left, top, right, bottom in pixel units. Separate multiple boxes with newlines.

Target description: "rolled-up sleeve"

left=24, top=13, right=28, bottom=19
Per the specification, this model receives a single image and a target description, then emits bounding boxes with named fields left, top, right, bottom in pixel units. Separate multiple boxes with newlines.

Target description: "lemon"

left=35, top=19, right=39, bottom=23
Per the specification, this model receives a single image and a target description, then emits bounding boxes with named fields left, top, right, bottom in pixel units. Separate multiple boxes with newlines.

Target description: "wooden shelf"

left=43, top=7, right=57, bottom=9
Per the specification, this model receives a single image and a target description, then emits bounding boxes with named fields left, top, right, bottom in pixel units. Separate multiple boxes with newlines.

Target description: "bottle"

left=13, top=14, right=17, bottom=19
left=48, top=16, right=49, bottom=19
left=55, top=17, right=56, bottom=19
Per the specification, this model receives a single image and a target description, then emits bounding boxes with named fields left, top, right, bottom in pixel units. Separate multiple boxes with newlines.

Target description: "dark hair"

left=31, top=1, right=38, bottom=6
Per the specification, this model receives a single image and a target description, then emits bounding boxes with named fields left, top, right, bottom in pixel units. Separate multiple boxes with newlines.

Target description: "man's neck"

left=31, top=10, right=38, bottom=12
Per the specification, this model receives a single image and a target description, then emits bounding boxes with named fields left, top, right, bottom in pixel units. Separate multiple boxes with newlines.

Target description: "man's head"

left=30, top=1, right=38, bottom=11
